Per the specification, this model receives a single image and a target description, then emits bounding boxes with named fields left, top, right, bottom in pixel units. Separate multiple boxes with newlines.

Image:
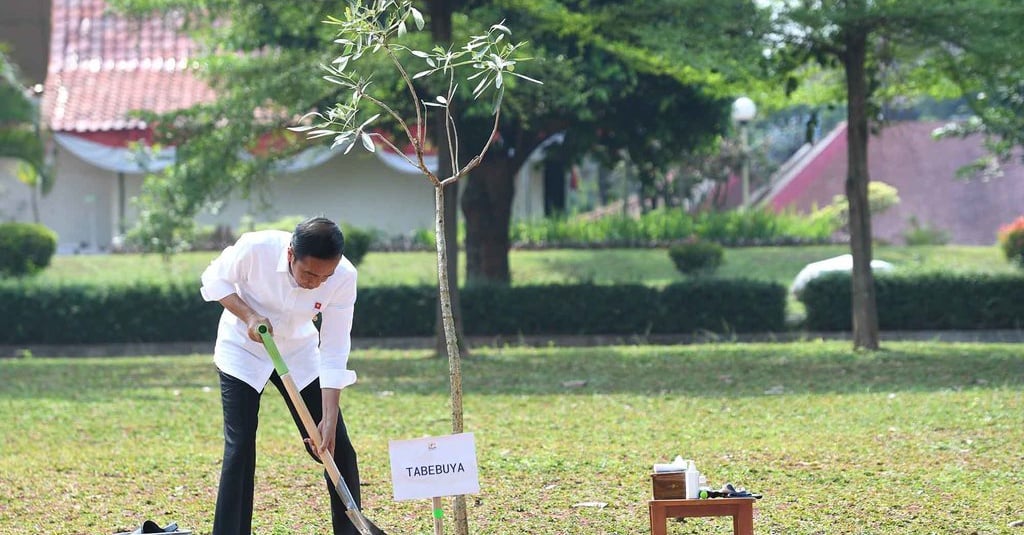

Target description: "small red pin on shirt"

left=314, top=302, right=322, bottom=310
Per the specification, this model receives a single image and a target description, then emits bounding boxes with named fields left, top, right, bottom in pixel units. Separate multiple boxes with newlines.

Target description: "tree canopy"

left=112, top=0, right=770, bottom=270
left=451, top=0, right=770, bottom=282
left=0, top=47, right=52, bottom=222
left=766, top=0, right=1024, bottom=349
left=0, top=48, right=47, bottom=183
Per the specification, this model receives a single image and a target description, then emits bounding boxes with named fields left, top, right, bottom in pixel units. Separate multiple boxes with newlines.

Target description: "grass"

left=37, top=244, right=1012, bottom=288
left=2, top=341, right=1022, bottom=534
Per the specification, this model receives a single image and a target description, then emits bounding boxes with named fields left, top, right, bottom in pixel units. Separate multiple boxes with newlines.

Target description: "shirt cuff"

left=320, top=369, right=357, bottom=390
left=200, top=280, right=236, bottom=302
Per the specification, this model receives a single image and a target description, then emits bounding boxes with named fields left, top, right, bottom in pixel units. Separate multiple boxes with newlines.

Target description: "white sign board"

left=389, top=432, right=480, bottom=501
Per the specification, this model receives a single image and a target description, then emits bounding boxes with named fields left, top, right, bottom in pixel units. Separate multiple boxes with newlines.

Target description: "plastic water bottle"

left=685, top=461, right=700, bottom=499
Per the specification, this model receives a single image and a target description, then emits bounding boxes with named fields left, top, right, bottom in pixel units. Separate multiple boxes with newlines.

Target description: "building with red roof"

left=2, top=0, right=1019, bottom=252
left=1, top=0, right=547, bottom=252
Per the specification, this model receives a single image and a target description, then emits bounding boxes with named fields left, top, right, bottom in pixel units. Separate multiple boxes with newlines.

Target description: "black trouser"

left=213, top=370, right=361, bottom=535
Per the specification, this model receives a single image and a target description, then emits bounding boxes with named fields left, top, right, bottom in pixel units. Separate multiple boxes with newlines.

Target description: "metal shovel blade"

left=346, top=510, right=388, bottom=535
left=334, top=476, right=388, bottom=535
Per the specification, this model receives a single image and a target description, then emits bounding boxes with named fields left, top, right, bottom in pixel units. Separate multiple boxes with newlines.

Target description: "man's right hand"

left=246, top=315, right=271, bottom=343
left=217, top=293, right=271, bottom=343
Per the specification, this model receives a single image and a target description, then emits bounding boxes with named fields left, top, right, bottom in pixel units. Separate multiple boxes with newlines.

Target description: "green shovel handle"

left=257, top=324, right=290, bottom=377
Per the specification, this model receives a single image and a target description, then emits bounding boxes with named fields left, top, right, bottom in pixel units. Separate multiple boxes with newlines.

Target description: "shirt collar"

left=278, top=247, right=302, bottom=289
left=277, top=245, right=290, bottom=273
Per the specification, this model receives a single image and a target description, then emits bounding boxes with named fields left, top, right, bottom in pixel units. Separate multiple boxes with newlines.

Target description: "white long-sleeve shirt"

left=200, top=230, right=358, bottom=392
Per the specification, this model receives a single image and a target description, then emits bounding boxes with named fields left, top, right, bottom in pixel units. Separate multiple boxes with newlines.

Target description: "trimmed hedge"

left=801, top=272, right=1024, bottom=331
left=0, top=279, right=786, bottom=344
left=0, top=282, right=222, bottom=344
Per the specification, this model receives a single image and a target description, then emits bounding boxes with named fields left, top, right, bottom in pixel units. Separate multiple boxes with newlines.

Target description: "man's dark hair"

left=291, top=216, right=345, bottom=260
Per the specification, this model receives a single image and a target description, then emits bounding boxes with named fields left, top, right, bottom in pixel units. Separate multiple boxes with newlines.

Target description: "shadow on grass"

left=0, top=357, right=217, bottom=402
left=1, top=343, right=1022, bottom=401
left=360, top=344, right=1024, bottom=397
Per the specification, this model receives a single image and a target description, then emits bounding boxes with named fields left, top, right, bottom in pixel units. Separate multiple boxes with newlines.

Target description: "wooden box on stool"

left=650, top=472, right=687, bottom=500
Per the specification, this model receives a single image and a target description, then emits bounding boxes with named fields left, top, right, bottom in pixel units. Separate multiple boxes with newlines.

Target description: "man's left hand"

left=313, top=387, right=342, bottom=461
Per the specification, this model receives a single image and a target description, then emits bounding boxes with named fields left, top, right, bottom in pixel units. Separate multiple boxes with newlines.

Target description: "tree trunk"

left=432, top=184, right=468, bottom=533
left=434, top=181, right=466, bottom=358
left=597, top=166, right=612, bottom=205
left=844, top=26, right=880, bottom=350
left=462, top=154, right=516, bottom=285
left=30, top=185, right=39, bottom=223
left=429, top=1, right=469, bottom=532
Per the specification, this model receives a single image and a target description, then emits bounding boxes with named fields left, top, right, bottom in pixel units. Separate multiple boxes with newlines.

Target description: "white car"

left=791, top=254, right=895, bottom=298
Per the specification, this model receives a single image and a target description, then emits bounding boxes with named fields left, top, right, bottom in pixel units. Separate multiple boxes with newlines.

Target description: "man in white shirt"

left=200, top=216, right=361, bottom=535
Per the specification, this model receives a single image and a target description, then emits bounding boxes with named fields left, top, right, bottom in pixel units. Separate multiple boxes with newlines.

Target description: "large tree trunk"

left=462, top=154, right=516, bottom=285
left=844, top=26, right=880, bottom=350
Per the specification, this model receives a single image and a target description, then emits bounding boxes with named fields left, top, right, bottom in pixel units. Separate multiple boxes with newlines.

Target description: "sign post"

left=389, top=433, right=480, bottom=535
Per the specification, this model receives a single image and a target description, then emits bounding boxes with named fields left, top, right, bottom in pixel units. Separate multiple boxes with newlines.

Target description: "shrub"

left=121, top=211, right=197, bottom=255
left=827, top=181, right=901, bottom=229
left=248, top=215, right=372, bottom=266
left=903, top=216, right=949, bottom=246
left=508, top=207, right=837, bottom=248
left=0, top=222, right=57, bottom=277
left=412, top=228, right=435, bottom=249
left=249, top=215, right=307, bottom=233
left=668, top=239, right=724, bottom=276
left=340, top=224, right=372, bottom=266
left=997, top=216, right=1024, bottom=267
left=192, top=224, right=236, bottom=252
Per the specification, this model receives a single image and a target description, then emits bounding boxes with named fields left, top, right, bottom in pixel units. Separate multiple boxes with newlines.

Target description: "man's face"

left=288, top=247, right=341, bottom=290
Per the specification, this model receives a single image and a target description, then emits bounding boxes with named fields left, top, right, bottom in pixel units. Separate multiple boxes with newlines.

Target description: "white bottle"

left=685, top=461, right=700, bottom=499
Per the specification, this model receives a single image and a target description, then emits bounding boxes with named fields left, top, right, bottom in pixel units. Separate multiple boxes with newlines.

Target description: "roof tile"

left=42, top=0, right=215, bottom=133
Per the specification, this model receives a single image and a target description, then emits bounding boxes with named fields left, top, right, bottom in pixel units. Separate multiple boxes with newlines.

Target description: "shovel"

left=258, top=325, right=388, bottom=535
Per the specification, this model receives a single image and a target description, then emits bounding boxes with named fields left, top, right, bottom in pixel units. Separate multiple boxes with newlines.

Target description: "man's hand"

left=245, top=314, right=271, bottom=343
left=218, top=293, right=270, bottom=343
left=316, top=417, right=337, bottom=460
left=314, top=387, right=342, bottom=461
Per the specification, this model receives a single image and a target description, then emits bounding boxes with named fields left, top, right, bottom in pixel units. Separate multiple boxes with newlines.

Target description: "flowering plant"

left=997, top=216, right=1024, bottom=267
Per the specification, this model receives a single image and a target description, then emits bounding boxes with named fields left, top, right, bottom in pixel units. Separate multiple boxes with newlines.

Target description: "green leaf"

left=410, top=7, right=424, bottom=30
left=360, top=131, right=375, bottom=152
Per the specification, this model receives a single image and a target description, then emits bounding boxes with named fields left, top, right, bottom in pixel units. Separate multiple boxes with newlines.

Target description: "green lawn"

left=39, top=244, right=1011, bottom=288
left=2, top=342, right=1022, bottom=534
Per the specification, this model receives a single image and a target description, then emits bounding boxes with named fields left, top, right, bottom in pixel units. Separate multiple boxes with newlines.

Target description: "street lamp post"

left=731, top=97, right=757, bottom=207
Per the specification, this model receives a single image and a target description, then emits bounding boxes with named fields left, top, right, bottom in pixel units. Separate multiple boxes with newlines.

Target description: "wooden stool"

left=649, top=498, right=755, bottom=535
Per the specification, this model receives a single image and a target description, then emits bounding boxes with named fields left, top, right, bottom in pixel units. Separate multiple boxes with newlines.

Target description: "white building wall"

left=2, top=151, right=117, bottom=253
left=0, top=158, right=35, bottom=223
left=2, top=144, right=548, bottom=253
left=195, top=151, right=436, bottom=236
left=513, top=157, right=546, bottom=222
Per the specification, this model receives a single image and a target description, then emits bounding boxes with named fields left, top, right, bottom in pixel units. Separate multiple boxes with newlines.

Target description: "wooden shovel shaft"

left=257, top=325, right=385, bottom=535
